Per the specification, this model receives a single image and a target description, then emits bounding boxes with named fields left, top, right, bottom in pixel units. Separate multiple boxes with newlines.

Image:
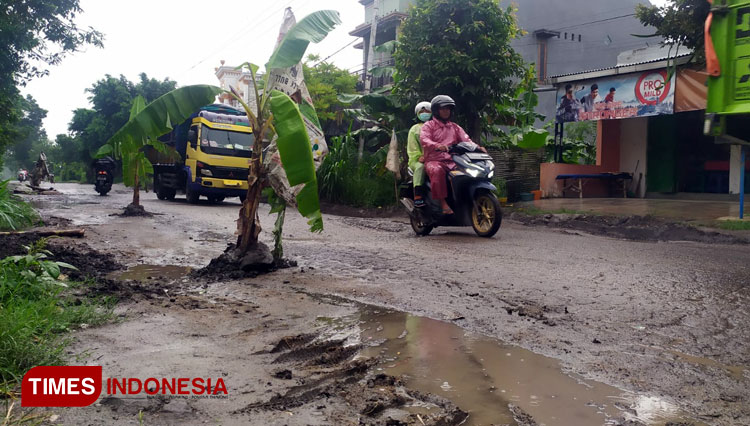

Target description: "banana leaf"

left=373, top=40, right=398, bottom=54
left=266, top=10, right=341, bottom=70
left=515, top=128, right=550, bottom=150
left=369, top=65, right=395, bottom=78
left=269, top=89, right=323, bottom=233
left=104, top=85, right=222, bottom=148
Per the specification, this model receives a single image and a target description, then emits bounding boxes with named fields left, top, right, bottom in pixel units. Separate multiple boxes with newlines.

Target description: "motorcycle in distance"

left=17, top=169, right=28, bottom=182
left=93, top=157, right=115, bottom=196
left=401, top=142, right=502, bottom=238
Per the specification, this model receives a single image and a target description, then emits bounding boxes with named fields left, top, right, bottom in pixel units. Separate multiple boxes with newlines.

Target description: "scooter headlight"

left=488, top=170, right=494, bottom=179
left=466, top=168, right=481, bottom=178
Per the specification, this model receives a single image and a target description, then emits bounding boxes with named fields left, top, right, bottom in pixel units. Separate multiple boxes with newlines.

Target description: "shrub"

left=318, top=134, right=397, bottom=208
left=0, top=180, right=39, bottom=231
left=0, top=240, right=113, bottom=392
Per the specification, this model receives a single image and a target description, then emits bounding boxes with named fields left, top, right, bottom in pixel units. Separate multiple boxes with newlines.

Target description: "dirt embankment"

left=3, top=222, right=468, bottom=425
left=509, top=212, right=749, bottom=245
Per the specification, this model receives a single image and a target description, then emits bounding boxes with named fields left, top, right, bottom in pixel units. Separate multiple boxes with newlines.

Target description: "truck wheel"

left=208, top=196, right=224, bottom=204
left=186, top=186, right=200, bottom=204
left=471, top=191, right=502, bottom=238
left=239, top=192, right=247, bottom=203
left=157, top=185, right=177, bottom=201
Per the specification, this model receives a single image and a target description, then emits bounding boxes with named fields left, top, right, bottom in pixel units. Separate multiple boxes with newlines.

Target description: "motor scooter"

left=93, top=157, right=114, bottom=196
left=401, top=142, right=502, bottom=238
left=17, top=169, right=28, bottom=182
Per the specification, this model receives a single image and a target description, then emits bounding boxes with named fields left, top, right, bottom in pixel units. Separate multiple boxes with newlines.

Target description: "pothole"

left=110, top=264, right=192, bottom=281
left=321, top=307, right=702, bottom=426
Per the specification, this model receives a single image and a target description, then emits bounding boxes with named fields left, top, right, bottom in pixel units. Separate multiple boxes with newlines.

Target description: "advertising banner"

left=555, top=69, right=675, bottom=123
left=263, top=8, right=328, bottom=206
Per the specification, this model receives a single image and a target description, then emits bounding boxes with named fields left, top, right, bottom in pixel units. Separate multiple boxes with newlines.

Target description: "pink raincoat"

left=419, top=118, right=473, bottom=200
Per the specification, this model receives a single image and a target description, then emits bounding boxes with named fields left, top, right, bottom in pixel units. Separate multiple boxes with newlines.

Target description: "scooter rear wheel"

left=471, top=191, right=502, bottom=238
left=410, top=213, right=433, bottom=236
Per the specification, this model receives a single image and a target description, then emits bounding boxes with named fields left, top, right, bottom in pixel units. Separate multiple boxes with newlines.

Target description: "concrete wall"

left=619, top=117, right=648, bottom=197
left=511, top=0, right=652, bottom=77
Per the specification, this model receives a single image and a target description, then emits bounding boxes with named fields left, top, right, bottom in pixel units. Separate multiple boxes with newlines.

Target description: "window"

left=538, top=41, right=547, bottom=81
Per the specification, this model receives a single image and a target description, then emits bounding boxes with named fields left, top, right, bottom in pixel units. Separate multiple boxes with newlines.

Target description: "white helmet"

left=414, top=101, right=431, bottom=116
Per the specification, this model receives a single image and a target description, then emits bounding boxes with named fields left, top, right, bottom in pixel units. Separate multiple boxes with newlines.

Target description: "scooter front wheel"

left=410, top=213, right=433, bottom=236
left=471, top=191, right=502, bottom=238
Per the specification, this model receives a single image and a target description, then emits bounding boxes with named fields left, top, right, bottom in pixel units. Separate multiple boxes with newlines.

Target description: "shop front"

left=541, top=58, right=749, bottom=199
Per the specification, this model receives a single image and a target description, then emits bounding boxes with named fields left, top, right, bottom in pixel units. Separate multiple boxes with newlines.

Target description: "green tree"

left=635, top=0, right=710, bottom=63
left=0, top=0, right=103, bottom=166
left=393, top=0, right=525, bottom=141
left=4, top=95, right=47, bottom=171
left=68, top=73, right=177, bottom=177
left=303, top=55, right=358, bottom=136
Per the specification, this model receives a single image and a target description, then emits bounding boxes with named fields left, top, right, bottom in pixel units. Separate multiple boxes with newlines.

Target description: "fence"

left=487, top=147, right=543, bottom=200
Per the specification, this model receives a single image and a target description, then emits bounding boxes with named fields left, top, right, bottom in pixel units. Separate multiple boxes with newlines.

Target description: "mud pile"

left=239, top=333, right=468, bottom=425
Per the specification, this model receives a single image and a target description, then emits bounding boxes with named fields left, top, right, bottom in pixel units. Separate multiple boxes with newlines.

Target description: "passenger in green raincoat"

left=407, top=101, right=432, bottom=207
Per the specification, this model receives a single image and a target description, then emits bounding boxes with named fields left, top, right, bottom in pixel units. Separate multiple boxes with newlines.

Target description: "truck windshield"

left=199, top=127, right=254, bottom=158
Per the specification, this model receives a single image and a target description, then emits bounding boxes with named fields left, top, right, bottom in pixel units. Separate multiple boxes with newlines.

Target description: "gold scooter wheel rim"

left=472, top=195, right=496, bottom=233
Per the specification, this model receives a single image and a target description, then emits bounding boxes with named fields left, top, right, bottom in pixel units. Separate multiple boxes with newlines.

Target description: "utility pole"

left=363, top=1, right=379, bottom=95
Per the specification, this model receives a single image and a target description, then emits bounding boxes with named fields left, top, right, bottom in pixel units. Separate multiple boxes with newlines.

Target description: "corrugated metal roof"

left=548, top=52, right=692, bottom=80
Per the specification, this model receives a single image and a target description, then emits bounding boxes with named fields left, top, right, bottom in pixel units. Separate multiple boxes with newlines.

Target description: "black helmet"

left=431, top=95, right=455, bottom=113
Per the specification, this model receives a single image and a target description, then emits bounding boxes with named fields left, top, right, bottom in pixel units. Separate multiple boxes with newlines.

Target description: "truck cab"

left=151, top=104, right=254, bottom=204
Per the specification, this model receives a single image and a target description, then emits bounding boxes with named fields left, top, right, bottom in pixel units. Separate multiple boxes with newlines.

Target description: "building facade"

left=215, top=60, right=260, bottom=113
left=350, top=0, right=654, bottom=96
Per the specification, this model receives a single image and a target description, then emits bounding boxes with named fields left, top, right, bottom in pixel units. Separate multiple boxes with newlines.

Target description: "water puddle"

left=110, top=264, right=191, bottom=281
left=321, top=307, right=701, bottom=426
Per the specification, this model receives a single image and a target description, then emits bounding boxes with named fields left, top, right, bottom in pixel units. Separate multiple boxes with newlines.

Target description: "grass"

left=0, top=180, right=40, bottom=231
left=715, top=220, right=750, bottom=231
left=0, top=239, right=114, bottom=395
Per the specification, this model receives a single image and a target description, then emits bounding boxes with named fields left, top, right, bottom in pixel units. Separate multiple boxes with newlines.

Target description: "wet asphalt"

left=26, top=183, right=750, bottom=425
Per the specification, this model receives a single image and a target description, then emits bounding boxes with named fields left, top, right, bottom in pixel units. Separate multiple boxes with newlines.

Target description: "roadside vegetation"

left=0, top=180, right=39, bottom=231
left=317, top=132, right=396, bottom=208
left=716, top=220, right=750, bottom=231
left=0, top=239, right=114, bottom=396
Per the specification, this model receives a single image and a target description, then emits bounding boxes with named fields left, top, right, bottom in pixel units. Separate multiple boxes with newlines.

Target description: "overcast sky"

left=21, top=0, right=669, bottom=138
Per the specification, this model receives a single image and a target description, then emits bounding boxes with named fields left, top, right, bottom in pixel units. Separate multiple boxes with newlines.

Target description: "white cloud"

left=21, top=0, right=365, bottom=138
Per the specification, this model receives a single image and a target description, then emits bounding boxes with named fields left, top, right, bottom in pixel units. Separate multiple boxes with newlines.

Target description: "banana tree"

left=96, top=87, right=223, bottom=212
left=227, top=9, right=339, bottom=256
left=96, top=10, right=339, bottom=262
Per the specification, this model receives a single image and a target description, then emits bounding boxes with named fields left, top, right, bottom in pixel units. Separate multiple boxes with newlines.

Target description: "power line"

left=181, top=0, right=301, bottom=75
left=551, top=13, right=637, bottom=32
left=313, top=38, right=360, bottom=66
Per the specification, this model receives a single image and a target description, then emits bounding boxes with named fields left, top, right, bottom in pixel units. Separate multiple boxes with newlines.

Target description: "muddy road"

left=18, top=183, right=750, bottom=425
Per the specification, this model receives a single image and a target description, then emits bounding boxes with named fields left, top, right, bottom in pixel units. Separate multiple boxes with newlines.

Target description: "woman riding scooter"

left=420, top=95, right=486, bottom=215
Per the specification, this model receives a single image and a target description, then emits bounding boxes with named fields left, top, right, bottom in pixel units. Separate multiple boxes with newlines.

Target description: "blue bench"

left=555, top=173, right=633, bottom=198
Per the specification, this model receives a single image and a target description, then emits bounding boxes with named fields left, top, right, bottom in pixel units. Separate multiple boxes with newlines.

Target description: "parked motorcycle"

left=401, top=142, right=502, bottom=238
left=93, top=157, right=115, bottom=196
left=17, top=169, right=28, bottom=182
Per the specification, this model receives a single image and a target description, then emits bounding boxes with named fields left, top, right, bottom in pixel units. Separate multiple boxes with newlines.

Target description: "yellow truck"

left=149, top=104, right=253, bottom=204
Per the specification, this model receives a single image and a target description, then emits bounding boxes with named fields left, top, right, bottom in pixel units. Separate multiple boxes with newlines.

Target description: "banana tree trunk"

left=133, top=161, right=140, bottom=207
left=236, top=134, right=265, bottom=253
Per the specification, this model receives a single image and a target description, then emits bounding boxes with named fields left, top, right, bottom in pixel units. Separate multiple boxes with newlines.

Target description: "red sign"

left=22, top=366, right=102, bottom=407
left=635, top=70, right=672, bottom=105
